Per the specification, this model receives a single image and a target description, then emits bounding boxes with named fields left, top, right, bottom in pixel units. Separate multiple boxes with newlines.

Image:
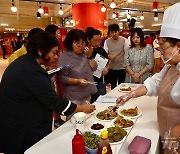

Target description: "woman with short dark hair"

left=57, top=29, right=97, bottom=107
left=0, top=31, right=95, bottom=154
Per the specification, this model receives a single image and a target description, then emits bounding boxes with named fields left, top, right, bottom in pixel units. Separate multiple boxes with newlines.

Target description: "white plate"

left=109, top=136, right=126, bottom=145
left=94, top=112, right=117, bottom=122
left=88, top=122, right=106, bottom=132
left=119, top=108, right=142, bottom=119
left=118, top=89, right=131, bottom=93
left=111, top=118, right=134, bottom=130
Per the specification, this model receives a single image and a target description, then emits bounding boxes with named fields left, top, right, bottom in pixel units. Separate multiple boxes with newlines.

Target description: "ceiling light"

left=11, top=6, right=17, bottom=12
left=66, top=20, right=70, bottom=25
left=38, top=7, right=44, bottom=14
left=70, top=18, right=74, bottom=24
left=38, top=2, right=43, bottom=14
left=43, top=6, right=49, bottom=16
left=128, top=0, right=133, bottom=3
left=152, top=1, right=158, bottom=11
left=37, top=12, right=41, bottom=19
left=140, top=12, right=144, bottom=20
left=11, top=0, right=17, bottom=12
left=112, top=12, right=116, bottom=18
left=59, top=4, right=64, bottom=15
left=154, top=17, right=158, bottom=21
left=154, top=12, right=158, bottom=21
left=101, top=4, right=106, bottom=12
left=110, top=0, right=116, bottom=9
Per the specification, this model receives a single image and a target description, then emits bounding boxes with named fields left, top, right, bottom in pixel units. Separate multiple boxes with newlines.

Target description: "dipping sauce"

left=91, top=123, right=104, bottom=130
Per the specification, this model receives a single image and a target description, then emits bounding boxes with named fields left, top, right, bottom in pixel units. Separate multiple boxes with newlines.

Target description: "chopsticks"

left=87, top=81, right=98, bottom=85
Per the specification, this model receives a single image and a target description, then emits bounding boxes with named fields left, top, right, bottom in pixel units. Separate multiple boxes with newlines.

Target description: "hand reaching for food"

left=116, top=91, right=136, bottom=106
left=81, top=104, right=96, bottom=113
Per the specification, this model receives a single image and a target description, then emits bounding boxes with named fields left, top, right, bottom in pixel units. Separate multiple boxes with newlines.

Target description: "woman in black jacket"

left=0, top=31, right=95, bottom=154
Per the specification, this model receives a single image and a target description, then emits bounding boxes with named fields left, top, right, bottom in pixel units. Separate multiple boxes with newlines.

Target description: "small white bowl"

left=89, top=122, right=106, bottom=132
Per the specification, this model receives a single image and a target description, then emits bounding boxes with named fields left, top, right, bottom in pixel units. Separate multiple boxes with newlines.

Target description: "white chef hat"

left=160, top=2, right=180, bottom=39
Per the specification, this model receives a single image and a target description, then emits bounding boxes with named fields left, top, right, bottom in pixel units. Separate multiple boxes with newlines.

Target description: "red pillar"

left=72, top=3, right=107, bottom=32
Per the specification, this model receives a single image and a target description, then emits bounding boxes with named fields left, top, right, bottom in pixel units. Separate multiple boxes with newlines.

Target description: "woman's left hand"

left=132, top=73, right=140, bottom=83
left=84, top=47, right=93, bottom=58
left=102, top=67, right=108, bottom=76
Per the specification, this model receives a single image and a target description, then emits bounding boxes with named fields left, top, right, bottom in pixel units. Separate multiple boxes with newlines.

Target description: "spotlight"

left=38, top=2, right=44, bottom=14
left=101, top=4, right=106, bottom=12
left=11, top=0, right=17, bottom=12
left=37, top=12, right=41, bottom=19
left=59, top=4, right=64, bottom=15
left=154, top=12, right=158, bottom=21
left=140, top=12, right=144, bottom=20
left=112, top=12, right=116, bottom=18
left=110, top=0, right=116, bottom=9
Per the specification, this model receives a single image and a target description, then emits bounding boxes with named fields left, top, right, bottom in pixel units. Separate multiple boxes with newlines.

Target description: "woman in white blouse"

left=116, top=3, right=180, bottom=154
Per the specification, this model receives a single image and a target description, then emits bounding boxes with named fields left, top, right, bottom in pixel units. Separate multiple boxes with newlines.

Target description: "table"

left=25, top=83, right=159, bottom=154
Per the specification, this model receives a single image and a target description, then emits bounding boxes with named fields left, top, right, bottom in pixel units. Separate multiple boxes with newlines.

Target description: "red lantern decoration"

left=43, top=6, right=49, bottom=15
left=152, top=1, right=158, bottom=11
left=116, top=12, right=119, bottom=18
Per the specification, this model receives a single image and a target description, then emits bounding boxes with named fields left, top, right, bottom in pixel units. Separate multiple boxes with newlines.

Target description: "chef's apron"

left=157, top=66, right=180, bottom=153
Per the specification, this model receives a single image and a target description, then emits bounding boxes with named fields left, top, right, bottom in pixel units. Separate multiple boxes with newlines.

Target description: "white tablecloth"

left=25, top=83, right=159, bottom=154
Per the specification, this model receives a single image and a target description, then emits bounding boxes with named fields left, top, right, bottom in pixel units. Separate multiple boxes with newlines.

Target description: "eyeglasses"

left=73, top=41, right=86, bottom=47
left=156, top=45, right=171, bottom=53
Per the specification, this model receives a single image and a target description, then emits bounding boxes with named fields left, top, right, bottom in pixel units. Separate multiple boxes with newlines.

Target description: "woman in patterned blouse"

left=124, top=28, right=154, bottom=84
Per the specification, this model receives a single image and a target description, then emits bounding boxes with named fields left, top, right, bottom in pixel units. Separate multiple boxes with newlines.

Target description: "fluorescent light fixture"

left=128, top=0, right=133, bottom=2
left=0, top=23, right=9, bottom=26
left=120, top=19, right=128, bottom=22
left=137, top=25, right=144, bottom=28
left=5, top=28, right=15, bottom=31
left=65, top=25, right=73, bottom=28
left=143, top=29, right=153, bottom=31
left=152, top=23, right=162, bottom=26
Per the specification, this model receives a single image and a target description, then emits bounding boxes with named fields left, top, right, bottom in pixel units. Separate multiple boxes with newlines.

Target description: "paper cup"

left=74, top=112, right=86, bottom=131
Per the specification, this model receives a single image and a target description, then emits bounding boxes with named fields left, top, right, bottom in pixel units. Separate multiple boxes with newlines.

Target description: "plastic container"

left=72, top=129, right=86, bottom=154
left=128, top=136, right=151, bottom=154
left=98, top=130, right=112, bottom=154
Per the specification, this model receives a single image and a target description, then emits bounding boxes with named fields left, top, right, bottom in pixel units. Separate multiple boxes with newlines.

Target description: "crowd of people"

left=0, top=2, right=179, bottom=154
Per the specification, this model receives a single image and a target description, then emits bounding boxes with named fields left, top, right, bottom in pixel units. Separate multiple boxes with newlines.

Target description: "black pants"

left=108, top=69, right=126, bottom=89
left=2, top=46, right=6, bottom=59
